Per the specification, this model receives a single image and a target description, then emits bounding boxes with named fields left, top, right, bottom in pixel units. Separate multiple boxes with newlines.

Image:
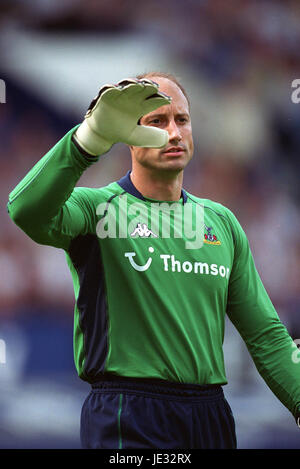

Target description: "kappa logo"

left=96, top=195, right=204, bottom=248
left=130, top=223, right=158, bottom=238
left=204, top=225, right=221, bottom=245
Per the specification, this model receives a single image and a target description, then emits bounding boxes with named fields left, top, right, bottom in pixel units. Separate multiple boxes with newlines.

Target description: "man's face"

left=130, top=77, right=194, bottom=173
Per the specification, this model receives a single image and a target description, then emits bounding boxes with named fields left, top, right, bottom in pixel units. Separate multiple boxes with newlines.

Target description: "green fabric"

left=7, top=127, right=300, bottom=417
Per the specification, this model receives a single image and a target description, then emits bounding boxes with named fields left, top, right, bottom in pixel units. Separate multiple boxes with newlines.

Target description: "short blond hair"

left=136, top=71, right=190, bottom=109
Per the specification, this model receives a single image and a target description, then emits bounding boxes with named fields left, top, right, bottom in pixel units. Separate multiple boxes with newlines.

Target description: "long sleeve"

left=226, top=209, right=300, bottom=417
left=7, top=126, right=100, bottom=250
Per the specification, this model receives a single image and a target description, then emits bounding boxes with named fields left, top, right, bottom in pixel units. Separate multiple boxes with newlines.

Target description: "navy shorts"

left=80, top=376, right=237, bottom=449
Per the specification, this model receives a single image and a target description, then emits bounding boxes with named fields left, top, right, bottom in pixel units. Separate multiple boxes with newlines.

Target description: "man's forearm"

left=229, top=306, right=300, bottom=418
left=7, top=125, right=99, bottom=241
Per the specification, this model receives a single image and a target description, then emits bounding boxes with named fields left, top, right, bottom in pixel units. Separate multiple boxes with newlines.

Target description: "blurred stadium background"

left=1, top=0, right=300, bottom=449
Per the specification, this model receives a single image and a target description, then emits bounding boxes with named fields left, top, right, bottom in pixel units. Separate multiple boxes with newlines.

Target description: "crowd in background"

left=1, top=0, right=300, bottom=339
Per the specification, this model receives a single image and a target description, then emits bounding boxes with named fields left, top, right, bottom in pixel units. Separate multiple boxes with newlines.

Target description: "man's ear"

left=128, top=145, right=135, bottom=157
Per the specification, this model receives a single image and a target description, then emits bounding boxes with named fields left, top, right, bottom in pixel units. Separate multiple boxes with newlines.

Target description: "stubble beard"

left=136, top=149, right=192, bottom=174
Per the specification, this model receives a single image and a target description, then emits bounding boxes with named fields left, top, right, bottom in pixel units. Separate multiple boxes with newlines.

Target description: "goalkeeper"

left=7, top=72, right=300, bottom=449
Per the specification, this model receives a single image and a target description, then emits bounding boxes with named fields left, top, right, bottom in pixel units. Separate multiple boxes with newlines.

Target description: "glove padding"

left=74, top=78, right=172, bottom=156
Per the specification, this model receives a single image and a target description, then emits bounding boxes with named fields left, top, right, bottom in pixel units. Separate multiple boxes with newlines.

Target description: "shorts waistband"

left=91, top=375, right=223, bottom=398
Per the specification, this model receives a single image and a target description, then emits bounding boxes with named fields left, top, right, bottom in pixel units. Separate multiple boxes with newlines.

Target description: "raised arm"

left=7, top=127, right=99, bottom=249
left=8, top=78, right=171, bottom=250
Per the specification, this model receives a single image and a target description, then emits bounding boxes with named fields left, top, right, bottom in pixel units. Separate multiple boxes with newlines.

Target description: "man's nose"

left=167, top=119, right=182, bottom=143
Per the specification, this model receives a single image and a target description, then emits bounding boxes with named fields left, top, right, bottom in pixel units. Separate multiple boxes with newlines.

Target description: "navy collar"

left=117, top=171, right=188, bottom=204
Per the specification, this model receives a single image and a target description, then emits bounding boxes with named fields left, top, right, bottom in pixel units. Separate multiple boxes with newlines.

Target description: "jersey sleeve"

left=7, top=126, right=100, bottom=250
left=225, top=208, right=300, bottom=417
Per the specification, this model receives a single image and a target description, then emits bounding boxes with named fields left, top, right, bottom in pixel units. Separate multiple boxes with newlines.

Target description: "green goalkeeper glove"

left=73, top=78, right=172, bottom=156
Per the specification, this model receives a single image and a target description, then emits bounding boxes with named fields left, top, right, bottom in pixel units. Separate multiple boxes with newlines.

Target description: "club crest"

left=204, top=225, right=221, bottom=245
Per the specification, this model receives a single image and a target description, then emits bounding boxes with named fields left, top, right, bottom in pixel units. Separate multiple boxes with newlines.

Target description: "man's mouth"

left=162, top=146, right=185, bottom=156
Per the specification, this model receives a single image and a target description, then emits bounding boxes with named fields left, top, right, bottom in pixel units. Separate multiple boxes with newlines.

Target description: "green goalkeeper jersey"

left=7, top=126, right=300, bottom=417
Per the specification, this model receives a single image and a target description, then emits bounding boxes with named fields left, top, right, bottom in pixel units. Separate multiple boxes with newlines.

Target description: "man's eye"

left=149, top=119, right=161, bottom=124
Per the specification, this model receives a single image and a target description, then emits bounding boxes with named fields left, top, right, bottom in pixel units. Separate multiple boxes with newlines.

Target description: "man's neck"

left=130, top=168, right=183, bottom=201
